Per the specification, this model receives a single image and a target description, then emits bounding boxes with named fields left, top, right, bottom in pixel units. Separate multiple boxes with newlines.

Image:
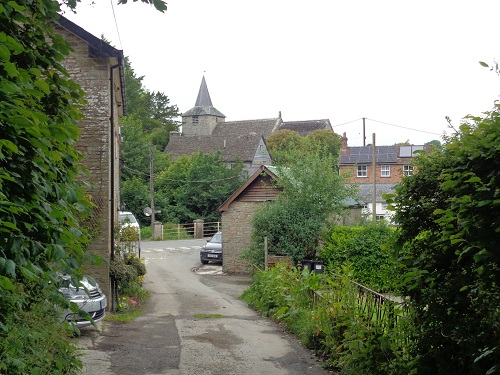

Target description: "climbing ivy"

left=0, top=1, right=91, bottom=373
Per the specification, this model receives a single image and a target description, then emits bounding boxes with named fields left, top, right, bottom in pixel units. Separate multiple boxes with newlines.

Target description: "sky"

left=62, top=0, right=500, bottom=146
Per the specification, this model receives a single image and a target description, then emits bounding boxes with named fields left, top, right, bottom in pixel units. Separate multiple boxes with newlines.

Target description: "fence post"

left=193, top=219, right=204, bottom=239
left=177, top=224, right=180, bottom=240
left=264, top=236, right=268, bottom=270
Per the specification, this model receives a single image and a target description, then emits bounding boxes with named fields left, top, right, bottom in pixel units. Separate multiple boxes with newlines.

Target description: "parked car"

left=200, top=231, right=222, bottom=264
left=118, top=211, right=141, bottom=255
left=59, top=275, right=107, bottom=329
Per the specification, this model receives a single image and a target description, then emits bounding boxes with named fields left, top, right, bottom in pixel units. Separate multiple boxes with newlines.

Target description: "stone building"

left=165, top=76, right=333, bottom=176
left=55, top=16, right=125, bottom=306
left=218, top=165, right=282, bottom=274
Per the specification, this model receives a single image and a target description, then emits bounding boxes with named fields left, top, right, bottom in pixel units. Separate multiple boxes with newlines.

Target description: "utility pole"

left=363, top=117, right=366, bottom=146
left=372, top=133, right=377, bottom=221
left=149, top=143, right=155, bottom=236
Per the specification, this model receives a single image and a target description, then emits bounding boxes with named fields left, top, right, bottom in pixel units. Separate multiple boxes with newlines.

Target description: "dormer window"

left=192, top=116, right=199, bottom=124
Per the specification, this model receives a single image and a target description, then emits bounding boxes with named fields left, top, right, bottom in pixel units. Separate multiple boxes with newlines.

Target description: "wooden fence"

left=161, top=221, right=220, bottom=240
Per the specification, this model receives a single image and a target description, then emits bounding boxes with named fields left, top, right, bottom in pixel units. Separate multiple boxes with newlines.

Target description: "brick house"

left=339, top=133, right=427, bottom=220
left=218, top=165, right=282, bottom=274
left=165, top=76, right=332, bottom=176
left=55, top=16, right=125, bottom=307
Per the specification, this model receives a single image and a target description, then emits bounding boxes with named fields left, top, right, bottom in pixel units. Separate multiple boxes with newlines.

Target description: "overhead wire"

left=331, top=118, right=443, bottom=136
left=122, top=165, right=240, bottom=184
left=366, top=118, right=443, bottom=136
left=109, top=0, right=123, bottom=50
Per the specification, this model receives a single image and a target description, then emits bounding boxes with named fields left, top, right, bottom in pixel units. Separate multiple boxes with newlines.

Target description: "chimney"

left=341, top=132, right=350, bottom=156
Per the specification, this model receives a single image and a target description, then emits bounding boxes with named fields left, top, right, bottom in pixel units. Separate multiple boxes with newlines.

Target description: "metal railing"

left=314, top=274, right=410, bottom=332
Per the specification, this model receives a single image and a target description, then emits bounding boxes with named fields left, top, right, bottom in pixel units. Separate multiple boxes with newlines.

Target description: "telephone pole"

left=363, top=117, right=366, bottom=146
left=149, top=143, right=155, bottom=235
left=372, top=133, right=377, bottom=221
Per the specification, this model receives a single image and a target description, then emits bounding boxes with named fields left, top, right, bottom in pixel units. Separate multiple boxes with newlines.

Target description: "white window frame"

left=403, top=165, right=414, bottom=176
left=357, top=165, right=368, bottom=178
left=381, top=165, right=391, bottom=177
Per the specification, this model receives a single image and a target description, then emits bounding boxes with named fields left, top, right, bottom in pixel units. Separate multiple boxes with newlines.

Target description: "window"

left=381, top=165, right=390, bottom=177
left=403, top=165, right=414, bottom=176
left=192, top=116, right=199, bottom=124
left=357, top=165, right=368, bottom=177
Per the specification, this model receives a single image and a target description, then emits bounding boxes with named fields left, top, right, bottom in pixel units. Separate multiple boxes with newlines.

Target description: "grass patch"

left=193, top=313, right=225, bottom=319
left=105, top=308, right=145, bottom=323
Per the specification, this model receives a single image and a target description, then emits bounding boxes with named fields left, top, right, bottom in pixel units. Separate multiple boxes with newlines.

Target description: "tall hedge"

left=387, top=105, right=500, bottom=374
left=320, top=223, right=398, bottom=291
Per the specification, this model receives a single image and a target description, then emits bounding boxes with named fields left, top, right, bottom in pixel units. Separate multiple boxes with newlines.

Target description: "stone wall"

left=221, top=201, right=260, bottom=274
left=57, top=26, right=119, bottom=301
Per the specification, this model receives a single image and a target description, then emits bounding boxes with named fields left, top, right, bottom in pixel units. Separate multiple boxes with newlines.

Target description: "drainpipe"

left=109, top=63, right=120, bottom=311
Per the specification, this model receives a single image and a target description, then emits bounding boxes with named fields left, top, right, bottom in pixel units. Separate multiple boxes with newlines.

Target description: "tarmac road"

left=76, top=239, right=333, bottom=375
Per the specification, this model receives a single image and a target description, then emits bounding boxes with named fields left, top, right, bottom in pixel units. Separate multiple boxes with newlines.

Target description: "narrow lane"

left=78, top=240, right=332, bottom=375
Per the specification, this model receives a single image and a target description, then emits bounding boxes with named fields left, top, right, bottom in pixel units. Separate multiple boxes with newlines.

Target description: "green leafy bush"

left=243, top=149, right=356, bottom=268
left=387, top=105, right=500, bottom=374
left=0, top=281, right=82, bottom=374
left=241, top=264, right=415, bottom=373
left=320, top=223, right=399, bottom=291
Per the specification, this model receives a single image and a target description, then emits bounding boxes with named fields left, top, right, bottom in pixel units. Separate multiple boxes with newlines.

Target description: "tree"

left=122, top=57, right=180, bottom=151
left=266, top=129, right=342, bottom=165
left=387, top=107, right=500, bottom=374
left=245, top=149, right=356, bottom=266
left=121, top=177, right=150, bottom=220
left=304, top=129, right=342, bottom=160
left=155, top=151, right=246, bottom=223
left=120, top=57, right=178, bottom=215
left=265, top=129, right=303, bottom=156
left=424, top=139, right=442, bottom=148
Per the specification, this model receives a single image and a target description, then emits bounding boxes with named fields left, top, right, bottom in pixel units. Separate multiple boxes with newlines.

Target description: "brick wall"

left=340, top=164, right=409, bottom=184
left=57, top=27, right=119, bottom=301
left=221, top=201, right=260, bottom=274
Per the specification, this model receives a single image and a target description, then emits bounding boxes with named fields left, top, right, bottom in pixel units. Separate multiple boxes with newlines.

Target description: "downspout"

left=109, top=62, right=120, bottom=311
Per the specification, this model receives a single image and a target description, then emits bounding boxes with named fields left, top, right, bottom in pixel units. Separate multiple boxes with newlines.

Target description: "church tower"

left=181, top=76, right=225, bottom=136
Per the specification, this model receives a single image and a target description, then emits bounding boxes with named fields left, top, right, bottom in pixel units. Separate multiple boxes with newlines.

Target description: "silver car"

left=59, top=276, right=107, bottom=329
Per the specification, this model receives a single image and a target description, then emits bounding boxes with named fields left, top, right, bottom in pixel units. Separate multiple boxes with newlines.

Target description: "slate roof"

left=166, top=118, right=281, bottom=162
left=279, top=119, right=332, bottom=135
left=340, top=146, right=399, bottom=164
left=354, top=183, right=397, bottom=204
left=166, top=133, right=266, bottom=162
left=182, top=76, right=225, bottom=118
left=212, top=118, right=281, bottom=138
left=56, top=15, right=126, bottom=115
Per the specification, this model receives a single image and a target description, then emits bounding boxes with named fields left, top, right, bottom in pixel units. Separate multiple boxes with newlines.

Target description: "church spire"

left=181, top=75, right=225, bottom=136
left=195, top=76, right=213, bottom=107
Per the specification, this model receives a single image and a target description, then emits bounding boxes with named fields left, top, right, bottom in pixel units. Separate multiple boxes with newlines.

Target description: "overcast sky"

left=62, top=0, right=500, bottom=146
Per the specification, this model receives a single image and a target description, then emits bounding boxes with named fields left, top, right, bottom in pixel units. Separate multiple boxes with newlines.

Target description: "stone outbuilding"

left=55, top=16, right=125, bottom=308
left=218, top=165, right=282, bottom=274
